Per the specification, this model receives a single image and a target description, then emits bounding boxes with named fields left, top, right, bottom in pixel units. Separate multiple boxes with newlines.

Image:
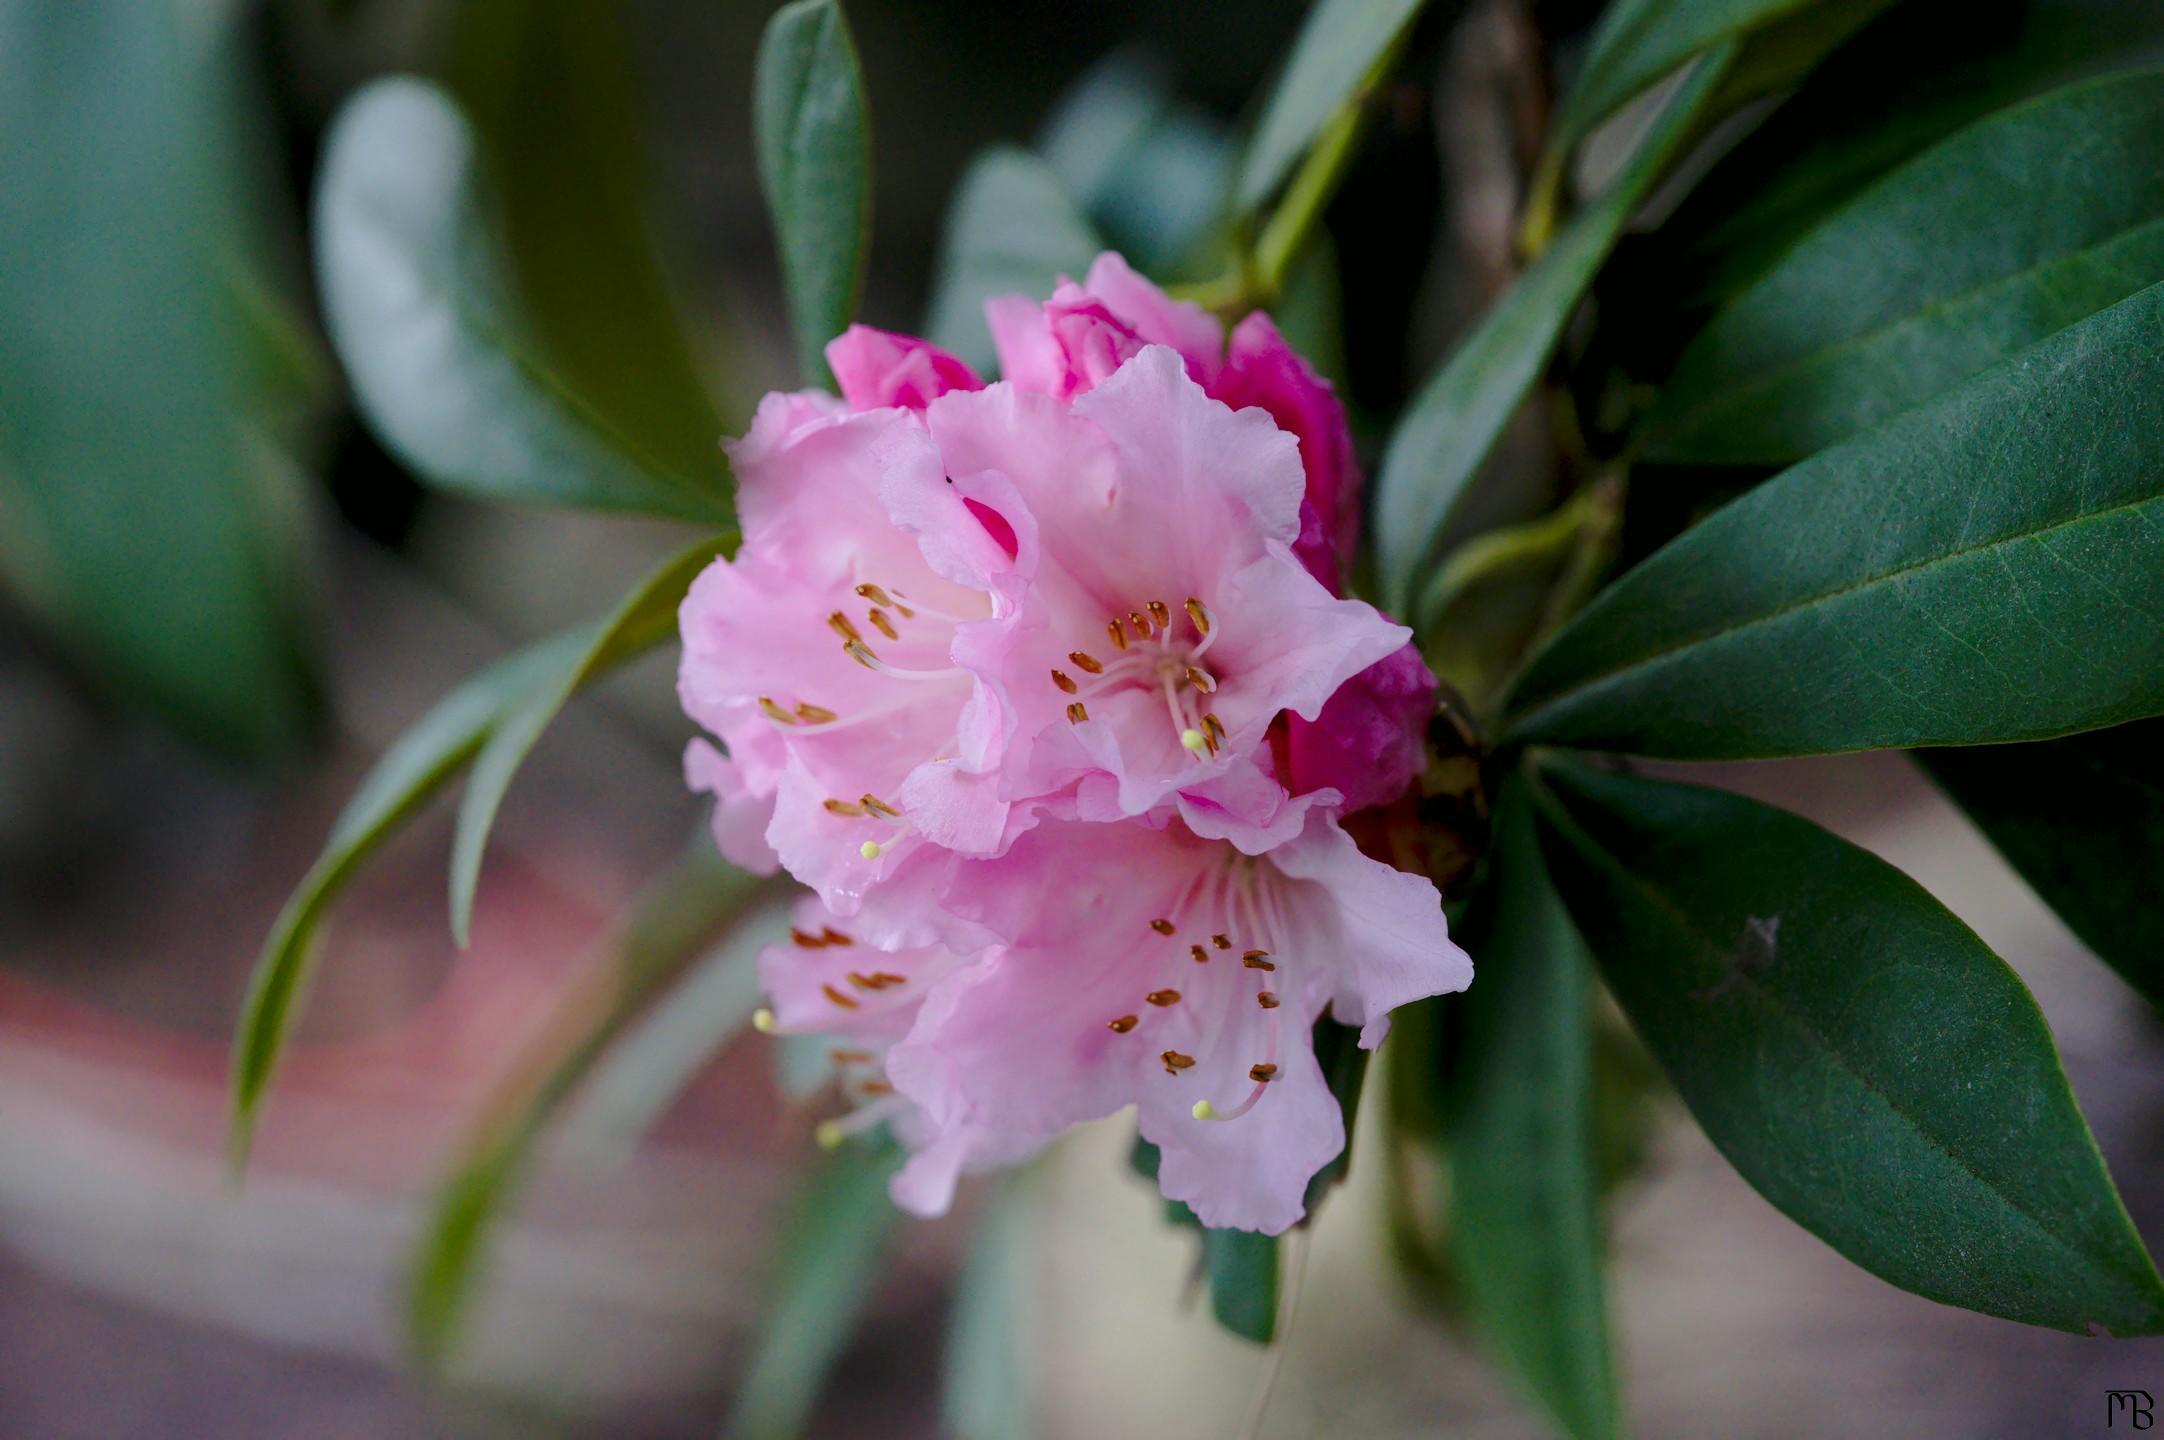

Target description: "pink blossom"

left=885, top=806, right=1470, bottom=1234
left=826, top=324, right=983, bottom=412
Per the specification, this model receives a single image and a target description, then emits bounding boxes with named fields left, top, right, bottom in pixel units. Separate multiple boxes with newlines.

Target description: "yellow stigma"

left=1180, top=727, right=1209, bottom=755
left=814, top=1120, right=846, bottom=1150
left=753, top=1007, right=776, bottom=1033
left=1191, top=1099, right=1218, bottom=1121
left=859, top=840, right=884, bottom=860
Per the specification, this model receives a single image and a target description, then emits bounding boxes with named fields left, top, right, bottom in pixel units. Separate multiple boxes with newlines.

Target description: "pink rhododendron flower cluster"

left=678, top=254, right=1471, bottom=1233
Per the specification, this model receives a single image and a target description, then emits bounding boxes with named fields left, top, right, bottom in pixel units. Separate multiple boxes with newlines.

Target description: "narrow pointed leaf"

left=1922, top=725, right=2164, bottom=1011
left=449, top=534, right=730, bottom=943
left=727, top=1139, right=904, bottom=1440
left=1203, top=1227, right=1280, bottom=1344
left=924, top=147, right=1102, bottom=374
left=1506, top=282, right=2164, bottom=759
left=315, top=78, right=729, bottom=522
left=754, top=0, right=872, bottom=386
left=1446, top=782, right=1615, bottom=1440
left=230, top=573, right=718, bottom=1165
left=1552, top=0, right=1859, bottom=156
left=1650, top=69, right=2164, bottom=463
left=1530, top=760, right=2164, bottom=1335
left=409, top=848, right=762, bottom=1367
left=1235, top=0, right=1427, bottom=214
left=1375, top=46, right=1733, bottom=616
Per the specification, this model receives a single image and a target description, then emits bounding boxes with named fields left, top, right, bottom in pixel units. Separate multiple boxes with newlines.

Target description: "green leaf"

left=1445, top=781, right=1615, bottom=1440
left=0, top=1, right=320, bottom=758
left=727, top=1139, right=904, bottom=1440
left=942, top=1176, right=1034, bottom=1440
left=1668, top=0, right=2164, bottom=303
left=1375, top=46, right=1735, bottom=616
left=228, top=570, right=716, bottom=1166
left=1235, top=0, right=1427, bottom=215
left=314, top=77, right=729, bottom=522
left=1552, top=0, right=1855, bottom=156
left=448, top=0, right=734, bottom=488
left=1529, top=760, right=2164, bottom=1335
left=1203, top=1226, right=1280, bottom=1345
left=1922, top=725, right=2164, bottom=1011
left=1505, top=282, right=2164, bottom=760
left=449, top=535, right=730, bottom=944
left=924, top=147, right=1103, bottom=375
left=1649, top=68, right=2164, bottom=464
left=754, top=0, right=872, bottom=386
left=408, top=847, right=762, bottom=1367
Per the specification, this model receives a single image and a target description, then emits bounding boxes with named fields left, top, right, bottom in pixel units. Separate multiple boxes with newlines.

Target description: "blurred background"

left=4, top=1, right=2164, bottom=1435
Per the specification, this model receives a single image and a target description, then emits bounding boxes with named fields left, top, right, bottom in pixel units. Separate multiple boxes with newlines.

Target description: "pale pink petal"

left=1139, top=1030, right=1343, bottom=1235
left=1268, top=810, right=1472, bottom=1047
left=684, top=738, right=780, bottom=873
left=1081, top=252, right=1224, bottom=388
left=826, top=324, right=983, bottom=412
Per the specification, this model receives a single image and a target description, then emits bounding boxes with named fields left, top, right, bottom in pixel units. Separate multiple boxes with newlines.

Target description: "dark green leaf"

left=942, top=1176, right=1033, bottom=1440
left=1530, top=760, right=2164, bottom=1334
left=409, top=848, right=762, bottom=1367
left=924, top=147, right=1103, bottom=375
left=1376, top=46, right=1735, bottom=616
left=1506, top=282, right=2164, bottom=759
left=1446, top=781, right=1615, bottom=1440
left=1203, top=1227, right=1280, bottom=1344
left=0, top=2, right=319, bottom=757
left=754, top=0, right=872, bottom=386
left=1670, top=0, right=2164, bottom=303
left=314, top=78, right=729, bottom=522
left=1923, top=726, right=2164, bottom=1011
left=1650, top=68, right=2164, bottom=464
left=449, top=0, right=733, bottom=487
left=1552, top=0, right=1859, bottom=156
left=1235, top=0, right=1427, bottom=215
left=727, top=1139, right=904, bottom=1440
left=449, top=535, right=729, bottom=943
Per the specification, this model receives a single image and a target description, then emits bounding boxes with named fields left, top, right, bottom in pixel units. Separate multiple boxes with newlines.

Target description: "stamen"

left=791, top=927, right=828, bottom=948
left=1212, top=935, right=1232, bottom=949
left=1068, top=650, right=1104, bottom=675
left=1184, top=597, right=1211, bottom=636
left=873, top=971, right=907, bottom=986
left=821, top=983, right=859, bottom=1009
left=822, top=927, right=853, bottom=946
left=828, top=612, right=863, bottom=643
left=854, top=583, right=896, bottom=608
left=859, top=793, right=903, bottom=818
left=860, top=1079, right=895, bottom=1096
left=1051, top=669, right=1078, bottom=694
left=830, top=1048, right=873, bottom=1064
left=846, top=640, right=967, bottom=681
left=1243, top=951, right=1276, bottom=971
left=1146, top=989, right=1182, bottom=1007
left=1203, top=712, right=1227, bottom=744
left=1189, top=944, right=1209, bottom=964
left=844, top=638, right=880, bottom=669
left=823, top=799, right=866, bottom=817
left=1161, top=1050, right=1195, bottom=1075
left=795, top=702, right=839, bottom=724
left=1249, top=1063, right=1279, bottom=1082
left=868, top=608, right=899, bottom=640
left=1108, top=618, right=1128, bottom=652
left=1066, top=701, right=1089, bottom=724
left=1257, top=991, right=1280, bottom=1009
left=1184, top=666, right=1216, bottom=694
left=759, top=697, right=799, bottom=725
left=1129, top=610, right=1152, bottom=640
left=1108, top=1014, right=1139, bottom=1033
left=1148, top=600, right=1171, bottom=630
left=1150, top=918, right=1176, bottom=935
